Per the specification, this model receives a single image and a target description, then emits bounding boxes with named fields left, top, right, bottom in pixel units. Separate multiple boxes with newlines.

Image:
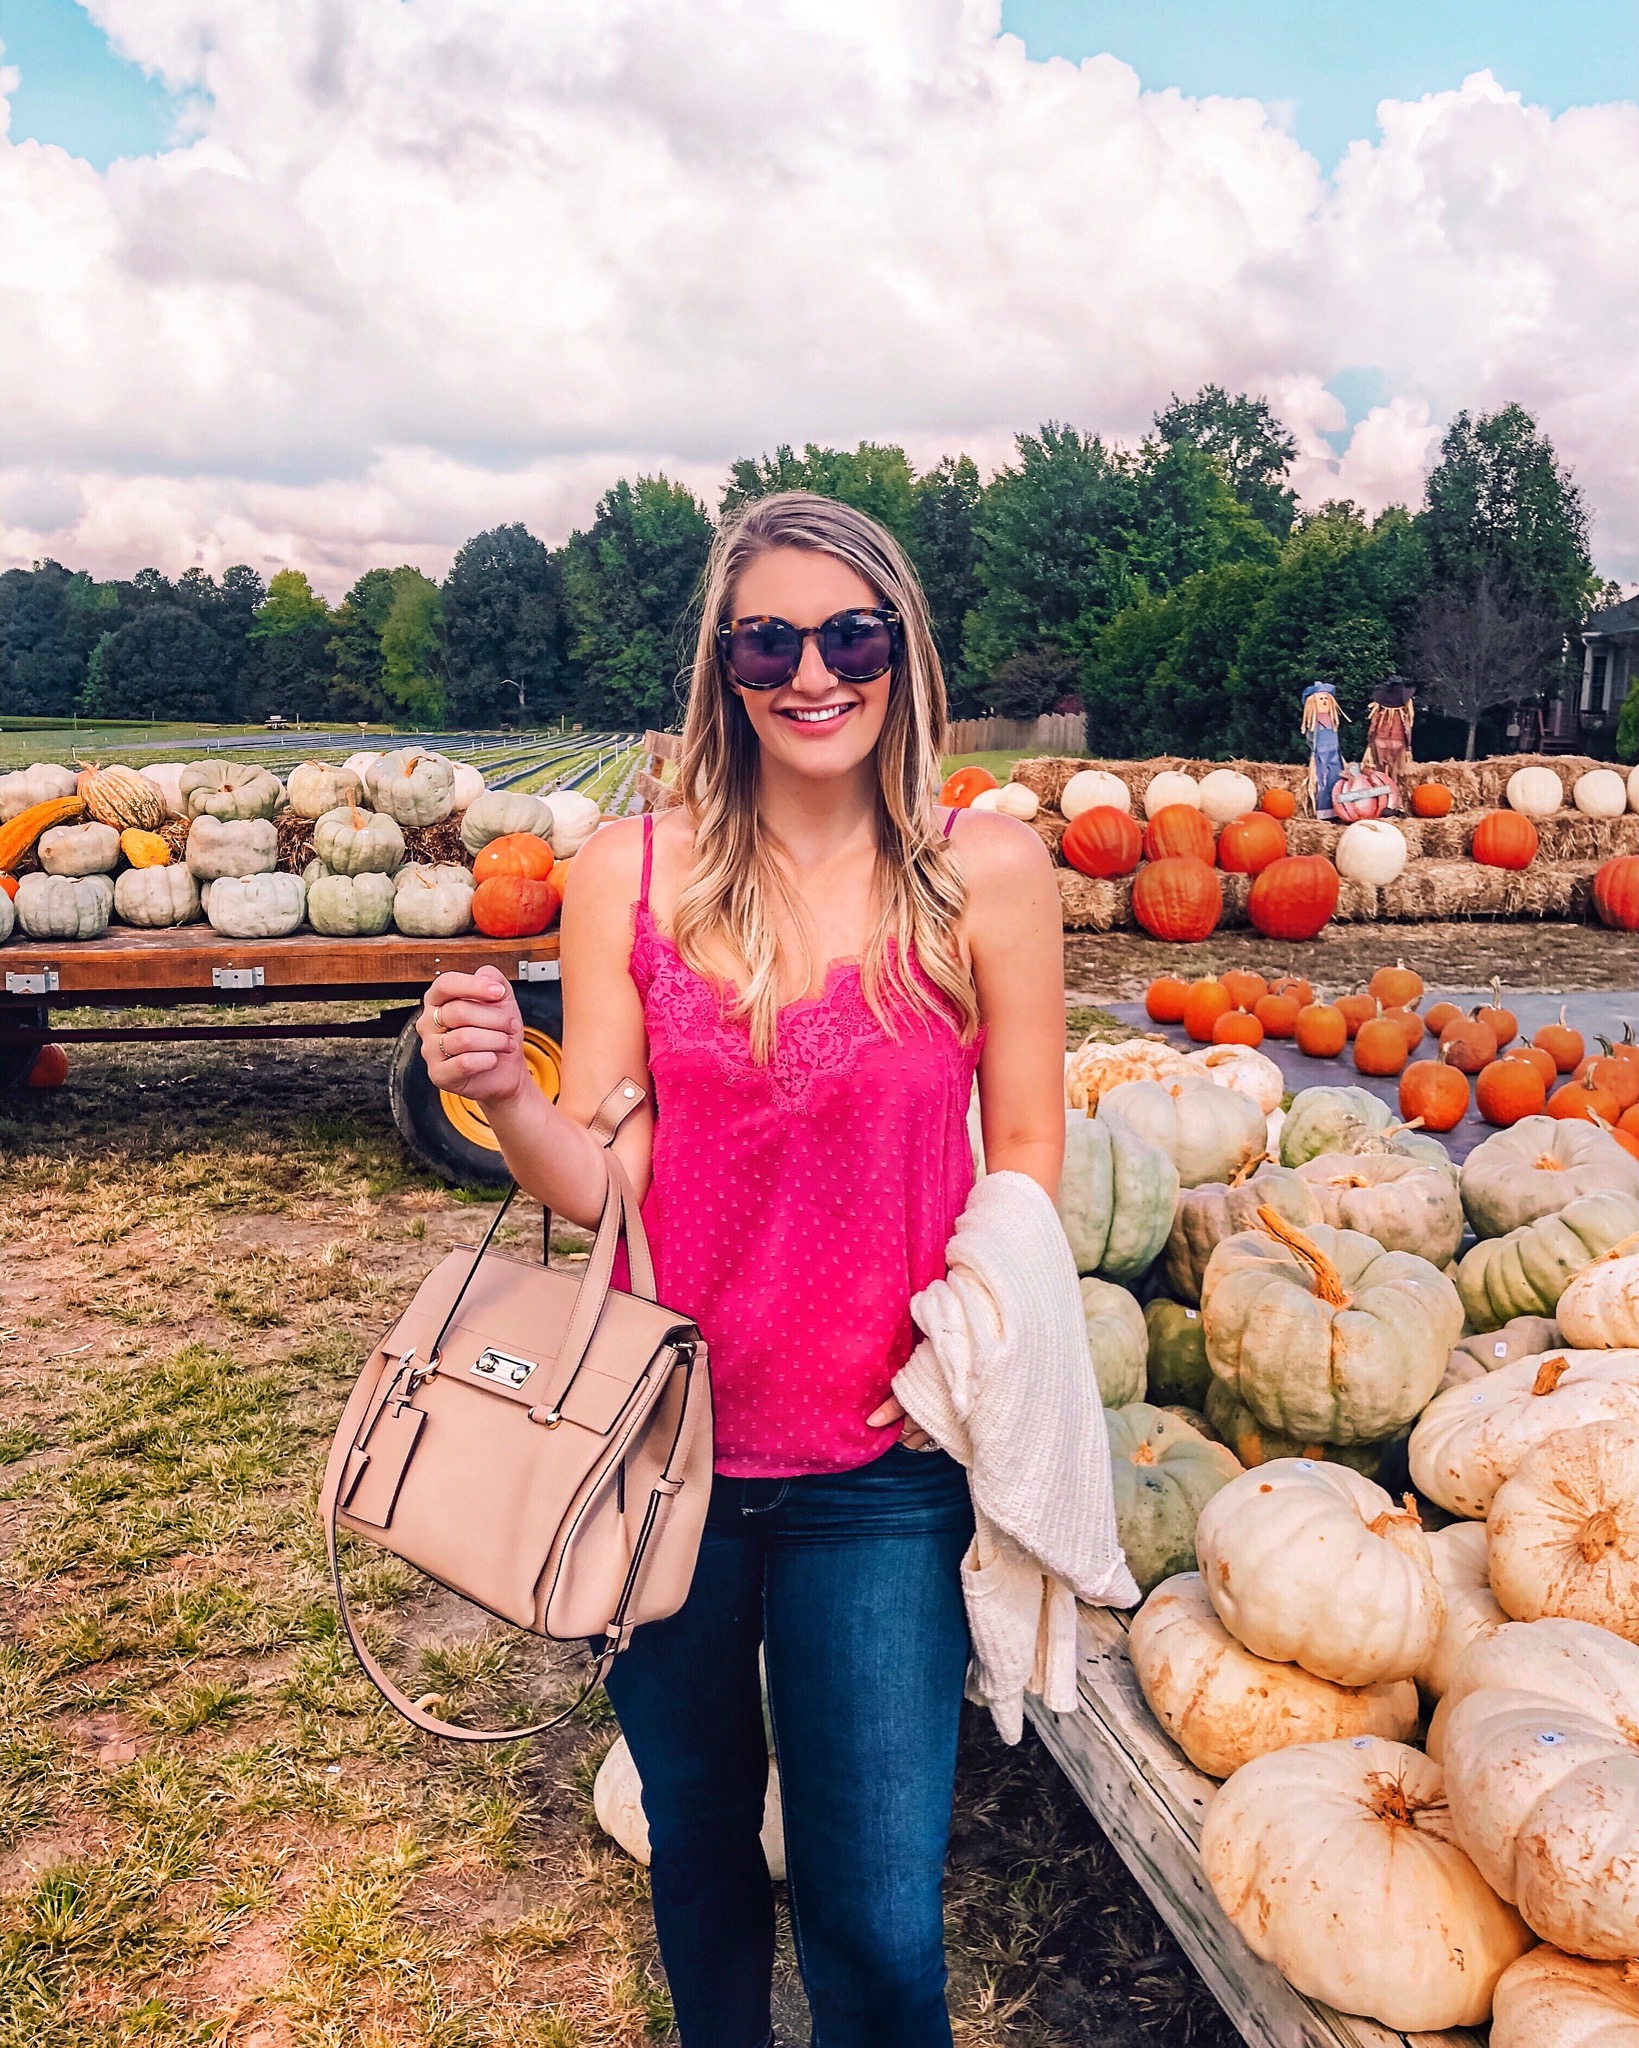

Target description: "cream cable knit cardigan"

left=896, top=1169, right=1139, bottom=1743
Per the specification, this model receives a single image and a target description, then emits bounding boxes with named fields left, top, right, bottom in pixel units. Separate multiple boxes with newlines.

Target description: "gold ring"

left=430, top=1004, right=444, bottom=1030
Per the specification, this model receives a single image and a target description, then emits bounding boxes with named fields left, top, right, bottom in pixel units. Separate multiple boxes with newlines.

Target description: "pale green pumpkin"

left=185, top=815, right=278, bottom=881
left=1165, top=1163, right=1321, bottom=1305
left=113, top=864, right=200, bottom=929
left=392, top=867, right=474, bottom=937
left=307, top=871, right=395, bottom=937
left=1202, top=1214, right=1462, bottom=1444
left=1277, top=1086, right=1393, bottom=1167
left=205, top=872, right=306, bottom=938
left=1439, top=1314, right=1562, bottom=1393
left=1105, top=1403, right=1242, bottom=1598
left=1056, top=1106, right=1178, bottom=1282
left=1453, top=1190, right=1639, bottom=1331
left=312, top=805, right=406, bottom=877
left=1201, top=1379, right=1407, bottom=1483
left=1080, top=1277, right=1148, bottom=1406
left=459, top=789, right=553, bottom=855
left=1144, top=1298, right=1212, bottom=1408
left=286, top=760, right=365, bottom=820
left=1295, top=1152, right=1465, bottom=1267
left=178, top=761, right=283, bottom=821
left=38, top=820, right=120, bottom=876
left=1460, top=1116, right=1639, bottom=1239
left=365, top=750, right=457, bottom=827
left=0, top=890, right=12, bottom=943
left=15, top=870, right=114, bottom=940
left=1099, top=1077, right=1265, bottom=1189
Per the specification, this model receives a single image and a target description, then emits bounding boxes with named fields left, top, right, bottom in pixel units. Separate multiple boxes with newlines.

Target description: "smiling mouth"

left=777, top=702, right=857, bottom=725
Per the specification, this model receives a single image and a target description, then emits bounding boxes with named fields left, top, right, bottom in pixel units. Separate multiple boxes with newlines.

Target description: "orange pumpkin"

left=1472, top=981, right=1517, bottom=1049
left=939, top=765, right=999, bottom=808
left=1609, top=1127, right=1639, bottom=1161
left=1399, top=1053, right=1470, bottom=1132
left=1368, top=960, right=1423, bottom=1010
left=1533, top=1006, right=1585, bottom=1073
left=1383, top=1005, right=1426, bottom=1052
left=1336, top=992, right=1377, bottom=1039
left=1246, top=855, right=1339, bottom=941
left=473, top=832, right=555, bottom=885
left=1439, top=1014, right=1498, bottom=1074
left=1144, top=975, right=1190, bottom=1024
left=0, top=873, right=16, bottom=901
left=1504, top=1042, right=1559, bottom=1089
left=1220, top=970, right=1268, bottom=1012
left=1182, top=977, right=1233, bottom=1044
left=1216, top=813, right=1287, bottom=875
left=1253, top=991, right=1301, bottom=1039
left=1409, top=782, right=1454, bottom=818
left=1353, top=1009, right=1409, bottom=1077
left=1575, top=1044, right=1639, bottom=1112
left=1294, top=1001, right=1347, bottom=1059
left=1621, top=1102, right=1639, bottom=1138
left=471, top=873, right=564, bottom=938
left=1212, top=1010, right=1265, bottom=1047
left=23, top=1042, right=69, bottom=1090
left=1609, top=1024, right=1639, bottom=1070
left=1062, top=805, right=1142, bottom=878
left=1593, top=854, right=1639, bottom=931
left=1548, top=1073, right=1621, bottom=1126
left=1476, top=1057, right=1546, bottom=1127
left=1424, top=1000, right=1462, bottom=1036
left=1471, top=809, right=1538, bottom=869
left=1132, top=857, right=1221, bottom=944
left=1143, top=804, right=1216, bottom=865
left=1259, top=787, right=1298, bottom=821
left=1270, top=975, right=1314, bottom=1008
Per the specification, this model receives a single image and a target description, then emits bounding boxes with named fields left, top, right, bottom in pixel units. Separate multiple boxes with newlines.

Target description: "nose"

left=790, top=632, right=836, bottom=695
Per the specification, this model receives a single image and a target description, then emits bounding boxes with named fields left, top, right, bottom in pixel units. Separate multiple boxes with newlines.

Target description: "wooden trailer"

left=0, top=923, right=562, bottom=1189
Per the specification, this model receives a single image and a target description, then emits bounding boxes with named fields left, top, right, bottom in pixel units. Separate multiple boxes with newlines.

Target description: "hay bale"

left=1334, top=878, right=1380, bottom=923
left=1377, top=857, right=1599, bottom=922
left=1535, top=812, right=1639, bottom=862
left=1057, top=871, right=1134, bottom=932
left=1286, top=820, right=1343, bottom=859
left=1218, top=872, right=1251, bottom=926
left=1011, top=757, right=1085, bottom=808
left=1415, top=812, right=1480, bottom=860
left=1407, top=762, right=1482, bottom=811
left=1029, top=812, right=1067, bottom=862
left=1474, top=754, right=1604, bottom=806
left=275, top=810, right=317, bottom=874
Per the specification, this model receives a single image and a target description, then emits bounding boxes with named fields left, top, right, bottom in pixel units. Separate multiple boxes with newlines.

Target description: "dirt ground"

left=0, top=1011, right=1239, bottom=2048
left=1066, top=920, right=1639, bottom=1003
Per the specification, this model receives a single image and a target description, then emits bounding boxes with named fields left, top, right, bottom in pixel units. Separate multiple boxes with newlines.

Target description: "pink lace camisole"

left=616, top=809, right=984, bottom=1478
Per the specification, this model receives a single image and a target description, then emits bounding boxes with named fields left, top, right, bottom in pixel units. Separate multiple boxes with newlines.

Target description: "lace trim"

left=630, top=903, right=976, bottom=1108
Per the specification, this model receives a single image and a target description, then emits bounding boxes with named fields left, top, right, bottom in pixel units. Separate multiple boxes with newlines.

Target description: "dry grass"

left=0, top=1018, right=1234, bottom=2047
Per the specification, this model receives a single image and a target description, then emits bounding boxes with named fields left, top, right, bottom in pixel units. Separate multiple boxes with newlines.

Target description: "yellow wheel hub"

left=440, top=1027, right=562, bottom=1151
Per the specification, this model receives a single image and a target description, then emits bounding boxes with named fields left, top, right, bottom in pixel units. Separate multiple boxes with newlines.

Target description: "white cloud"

left=1, top=5, right=1634, bottom=594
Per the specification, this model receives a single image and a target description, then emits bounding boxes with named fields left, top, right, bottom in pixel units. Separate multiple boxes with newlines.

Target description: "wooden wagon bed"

left=1025, top=1607, right=1482, bottom=2048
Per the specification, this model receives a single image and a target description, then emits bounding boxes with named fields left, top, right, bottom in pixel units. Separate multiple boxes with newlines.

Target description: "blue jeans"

left=603, top=1444, right=975, bottom=2048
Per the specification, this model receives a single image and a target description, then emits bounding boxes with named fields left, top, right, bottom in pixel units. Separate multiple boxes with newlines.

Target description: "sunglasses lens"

left=819, top=613, right=896, bottom=680
left=726, top=620, right=801, bottom=688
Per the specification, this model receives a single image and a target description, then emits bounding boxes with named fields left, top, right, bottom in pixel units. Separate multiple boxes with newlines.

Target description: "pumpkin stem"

left=1593, top=1231, right=1639, bottom=1266
left=1253, top=1205, right=1350, bottom=1307
left=348, top=803, right=364, bottom=828
left=1229, top=1150, right=1269, bottom=1187
left=1578, top=1509, right=1620, bottom=1563
left=1534, top=1155, right=1566, bottom=1173
left=1130, top=1441, right=1158, bottom=1467
left=1531, top=1355, right=1571, bottom=1396
left=1364, top=1773, right=1418, bottom=1828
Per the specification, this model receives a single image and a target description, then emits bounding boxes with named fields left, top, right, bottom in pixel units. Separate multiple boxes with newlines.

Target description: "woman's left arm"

left=959, top=810, right=1066, bottom=1199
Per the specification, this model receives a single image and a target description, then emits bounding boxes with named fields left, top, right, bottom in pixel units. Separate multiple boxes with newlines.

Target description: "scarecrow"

left=1301, top=682, right=1346, bottom=819
left=1364, top=675, right=1416, bottom=808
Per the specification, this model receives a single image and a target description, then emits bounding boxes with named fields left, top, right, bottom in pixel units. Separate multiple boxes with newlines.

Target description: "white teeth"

left=786, top=705, right=851, bottom=723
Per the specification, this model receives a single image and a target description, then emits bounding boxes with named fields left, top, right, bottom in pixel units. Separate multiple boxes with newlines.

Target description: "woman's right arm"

left=416, top=818, right=654, bottom=1230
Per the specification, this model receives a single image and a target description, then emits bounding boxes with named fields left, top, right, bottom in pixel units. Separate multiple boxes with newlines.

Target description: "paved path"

left=1106, top=988, right=1639, bottom=1166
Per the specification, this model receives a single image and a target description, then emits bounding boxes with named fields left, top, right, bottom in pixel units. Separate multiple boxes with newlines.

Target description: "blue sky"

left=1004, top=0, right=1637, bottom=165
left=5, top=0, right=1634, bottom=170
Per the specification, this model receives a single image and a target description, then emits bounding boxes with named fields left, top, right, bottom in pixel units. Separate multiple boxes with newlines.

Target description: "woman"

left=417, top=493, right=1065, bottom=2047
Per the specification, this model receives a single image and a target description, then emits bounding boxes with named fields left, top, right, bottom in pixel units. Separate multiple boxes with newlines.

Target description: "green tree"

left=242, top=570, right=335, bottom=722
left=1154, top=385, right=1299, bottom=540
left=442, top=524, right=571, bottom=727
left=964, top=424, right=1139, bottom=687
left=1084, top=560, right=1275, bottom=757
left=1419, top=404, right=1594, bottom=628
left=908, top=455, right=982, bottom=699
left=1125, top=440, right=1279, bottom=593
left=720, top=441, right=917, bottom=546
left=0, top=561, right=111, bottom=716
left=327, top=569, right=398, bottom=723
left=251, top=569, right=330, bottom=639
left=79, top=606, right=229, bottom=719
left=377, top=570, right=447, bottom=725
left=562, top=475, right=713, bottom=729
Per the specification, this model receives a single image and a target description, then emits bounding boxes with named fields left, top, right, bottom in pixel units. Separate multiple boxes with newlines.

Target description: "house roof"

left=1583, top=595, right=1639, bottom=639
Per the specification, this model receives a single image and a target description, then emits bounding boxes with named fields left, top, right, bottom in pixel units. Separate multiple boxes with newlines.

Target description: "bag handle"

left=325, top=1341, right=705, bottom=1741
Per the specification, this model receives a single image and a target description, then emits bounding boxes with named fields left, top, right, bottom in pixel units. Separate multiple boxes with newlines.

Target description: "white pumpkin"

left=994, top=781, right=1039, bottom=821
left=1181, top=1043, right=1284, bottom=1116
left=1128, top=1574, right=1418, bottom=1778
left=392, top=868, right=474, bottom=937
left=448, top=761, right=486, bottom=811
left=1573, top=768, right=1628, bottom=820
left=1336, top=818, right=1409, bottom=887
left=0, top=761, right=77, bottom=820
left=543, top=789, right=601, bottom=857
left=1142, top=769, right=1200, bottom=818
left=343, top=749, right=383, bottom=783
left=1492, top=1945, right=1639, bottom=2048
left=1507, top=765, right=1564, bottom=818
left=15, top=870, right=113, bottom=940
left=1408, top=1350, right=1639, bottom=1519
left=1098, top=1075, right=1266, bottom=1189
left=1557, top=1236, right=1639, bottom=1349
left=365, top=750, right=456, bottom=826
left=113, top=864, right=200, bottom=929
left=1440, top=1618, right=1639, bottom=1959
left=1202, top=1736, right=1531, bottom=2030
left=185, top=815, right=279, bottom=882
left=1488, top=1421, right=1639, bottom=1640
left=460, top=789, right=554, bottom=854
left=1417, top=1522, right=1506, bottom=1700
left=38, top=821, right=120, bottom=877
left=1194, top=1459, right=1445, bottom=1686
left=594, top=1732, right=785, bottom=1879
left=140, top=763, right=187, bottom=818
left=1059, top=768, right=1130, bottom=819
left=205, top=871, right=306, bottom=939
left=1195, top=768, right=1258, bottom=826
left=285, top=760, right=365, bottom=820
left=1064, top=1036, right=1188, bottom=1111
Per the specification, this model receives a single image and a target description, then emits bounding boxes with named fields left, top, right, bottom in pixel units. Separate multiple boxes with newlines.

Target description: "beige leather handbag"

left=321, top=1078, right=712, bottom=1739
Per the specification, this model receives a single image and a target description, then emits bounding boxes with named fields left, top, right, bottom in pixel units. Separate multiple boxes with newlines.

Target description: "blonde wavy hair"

left=669, top=491, right=978, bottom=1063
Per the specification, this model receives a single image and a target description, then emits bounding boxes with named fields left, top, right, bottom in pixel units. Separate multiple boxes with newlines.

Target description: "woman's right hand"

left=417, top=965, right=526, bottom=1102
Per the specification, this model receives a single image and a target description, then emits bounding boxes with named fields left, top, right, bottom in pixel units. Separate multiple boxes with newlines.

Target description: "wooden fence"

left=946, top=712, right=1085, bottom=755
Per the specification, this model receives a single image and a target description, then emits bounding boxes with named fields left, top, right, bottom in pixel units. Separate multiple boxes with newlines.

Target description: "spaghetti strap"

left=941, top=807, right=958, bottom=838
left=639, top=811, right=654, bottom=908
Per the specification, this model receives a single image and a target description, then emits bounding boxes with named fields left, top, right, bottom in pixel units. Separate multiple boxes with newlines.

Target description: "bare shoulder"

left=565, top=814, right=643, bottom=898
left=948, top=806, right=1053, bottom=902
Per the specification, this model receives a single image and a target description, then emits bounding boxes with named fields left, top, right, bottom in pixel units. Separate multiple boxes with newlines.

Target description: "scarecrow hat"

left=1371, top=675, right=1415, bottom=708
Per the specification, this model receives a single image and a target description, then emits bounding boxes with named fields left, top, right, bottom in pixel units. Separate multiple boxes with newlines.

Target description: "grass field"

left=0, top=1013, right=1235, bottom=2048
